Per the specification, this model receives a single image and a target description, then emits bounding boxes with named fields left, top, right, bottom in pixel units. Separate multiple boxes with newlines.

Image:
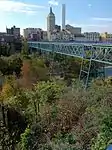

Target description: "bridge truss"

left=28, top=41, right=112, bottom=89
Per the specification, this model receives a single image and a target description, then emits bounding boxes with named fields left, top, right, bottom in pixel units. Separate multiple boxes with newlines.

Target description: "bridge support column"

left=79, top=58, right=92, bottom=89
left=29, top=47, right=32, bottom=54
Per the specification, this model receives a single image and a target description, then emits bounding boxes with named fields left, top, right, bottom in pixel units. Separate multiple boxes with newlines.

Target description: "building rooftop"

left=66, top=24, right=81, bottom=29
left=48, top=7, right=55, bottom=17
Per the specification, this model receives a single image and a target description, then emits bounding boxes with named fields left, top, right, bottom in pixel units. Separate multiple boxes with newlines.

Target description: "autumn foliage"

left=20, top=60, right=32, bottom=88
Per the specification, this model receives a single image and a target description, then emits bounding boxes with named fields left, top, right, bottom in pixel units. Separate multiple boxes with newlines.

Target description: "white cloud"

left=92, top=17, right=112, bottom=22
left=88, top=4, right=92, bottom=8
left=48, top=0, right=58, bottom=6
left=0, top=0, right=46, bottom=14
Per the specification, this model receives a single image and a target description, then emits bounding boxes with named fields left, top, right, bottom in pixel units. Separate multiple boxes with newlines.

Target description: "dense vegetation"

left=0, top=42, right=112, bottom=150
left=0, top=40, right=22, bottom=57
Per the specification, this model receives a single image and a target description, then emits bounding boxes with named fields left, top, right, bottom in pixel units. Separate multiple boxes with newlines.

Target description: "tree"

left=1, top=75, right=18, bottom=101
left=0, top=56, right=22, bottom=76
left=8, top=55, right=23, bottom=76
left=21, top=41, right=29, bottom=57
left=0, top=44, right=11, bottom=56
left=30, top=58, right=49, bottom=81
left=34, top=80, right=64, bottom=104
left=0, top=75, right=27, bottom=150
left=0, top=104, right=27, bottom=150
left=0, top=57, right=8, bottom=75
left=91, top=110, right=112, bottom=150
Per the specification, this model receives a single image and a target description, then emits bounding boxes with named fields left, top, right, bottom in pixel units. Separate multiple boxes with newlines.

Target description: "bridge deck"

left=28, top=41, right=112, bottom=65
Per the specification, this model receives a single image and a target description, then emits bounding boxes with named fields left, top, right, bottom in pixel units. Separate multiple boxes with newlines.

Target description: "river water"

left=105, top=67, right=112, bottom=77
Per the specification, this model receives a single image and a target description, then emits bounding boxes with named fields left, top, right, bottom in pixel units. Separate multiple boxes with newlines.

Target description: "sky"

left=0, top=0, right=112, bottom=34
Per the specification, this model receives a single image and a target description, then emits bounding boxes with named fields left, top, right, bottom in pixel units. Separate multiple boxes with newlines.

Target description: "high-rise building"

left=62, top=4, right=66, bottom=30
left=47, top=7, right=55, bottom=32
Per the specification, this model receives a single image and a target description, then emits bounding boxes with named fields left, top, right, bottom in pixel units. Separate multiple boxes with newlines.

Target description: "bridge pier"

left=79, top=58, right=92, bottom=89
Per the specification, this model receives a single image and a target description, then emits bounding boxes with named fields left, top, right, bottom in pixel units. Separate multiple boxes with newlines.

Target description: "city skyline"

left=0, top=0, right=112, bottom=34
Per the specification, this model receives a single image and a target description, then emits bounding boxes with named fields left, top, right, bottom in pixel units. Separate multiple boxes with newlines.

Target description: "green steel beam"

left=28, top=41, right=112, bottom=65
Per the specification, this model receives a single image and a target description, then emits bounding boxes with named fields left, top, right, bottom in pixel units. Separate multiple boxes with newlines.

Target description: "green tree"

left=34, top=80, right=64, bottom=104
left=30, top=58, right=49, bottom=81
left=8, top=55, right=23, bottom=76
left=91, top=110, right=112, bottom=150
left=0, top=55, right=22, bottom=76
left=21, top=41, right=29, bottom=57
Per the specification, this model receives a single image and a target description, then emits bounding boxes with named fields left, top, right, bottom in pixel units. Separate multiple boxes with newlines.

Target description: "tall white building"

left=62, top=4, right=66, bottom=30
left=47, top=7, right=55, bottom=32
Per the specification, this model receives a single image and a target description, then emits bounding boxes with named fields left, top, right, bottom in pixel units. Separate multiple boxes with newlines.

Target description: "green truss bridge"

left=28, top=41, right=112, bottom=88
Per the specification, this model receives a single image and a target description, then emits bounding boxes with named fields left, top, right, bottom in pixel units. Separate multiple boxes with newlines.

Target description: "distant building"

left=47, top=7, right=55, bottom=33
left=6, top=28, right=13, bottom=34
left=0, top=32, right=14, bottom=43
left=50, top=30, right=85, bottom=42
left=62, top=4, right=66, bottom=30
left=101, top=32, right=112, bottom=42
left=30, top=31, right=42, bottom=41
left=42, top=31, right=48, bottom=41
left=55, top=25, right=61, bottom=32
left=73, top=34, right=85, bottom=41
left=23, top=28, right=39, bottom=38
left=23, top=28, right=43, bottom=41
left=24, top=28, right=30, bottom=38
left=66, top=24, right=81, bottom=34
left=30, top=33, right=38, bottom=41
left=47, top=7, right=55, bottom=40
left=0, top=32, right=6, bottom=35
left=84, top=32, right=100, bottom=42
left=6, top=26, right=20, bottom=37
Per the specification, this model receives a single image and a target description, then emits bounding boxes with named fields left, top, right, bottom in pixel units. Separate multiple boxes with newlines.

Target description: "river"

left=105, top=67, right=112, bottom=77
